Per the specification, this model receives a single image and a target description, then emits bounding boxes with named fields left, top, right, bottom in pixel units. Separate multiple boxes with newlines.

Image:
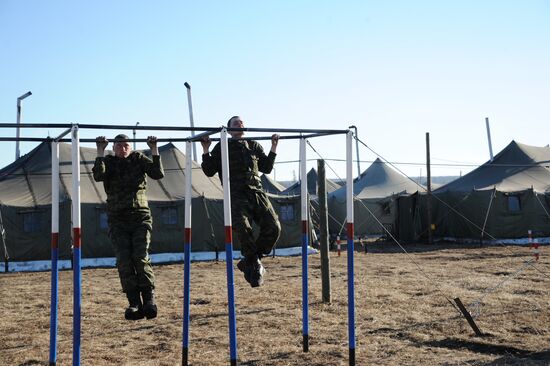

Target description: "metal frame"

left=0, top=122, right=354, bottom=366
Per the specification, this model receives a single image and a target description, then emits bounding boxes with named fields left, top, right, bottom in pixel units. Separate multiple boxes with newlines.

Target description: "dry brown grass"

left=1, top=243, right=549, bottom=365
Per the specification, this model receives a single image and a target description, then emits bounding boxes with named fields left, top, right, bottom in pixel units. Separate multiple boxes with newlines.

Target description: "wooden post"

left=318, top=159, right=332, bottom=303
left=426, top=132, right=433, bottom=245
left=454, top=297, right=483, bottom=336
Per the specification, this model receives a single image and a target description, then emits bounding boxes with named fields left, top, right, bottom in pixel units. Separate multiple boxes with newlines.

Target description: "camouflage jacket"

left=92, top=152, right=164, bottom=215
left=201, top=139, right=276, bottom=193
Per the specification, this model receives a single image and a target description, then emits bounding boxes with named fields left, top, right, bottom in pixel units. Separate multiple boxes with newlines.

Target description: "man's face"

left=114, top=141, right=132, bottom=158
left=229, top=118, right=245, bottom=139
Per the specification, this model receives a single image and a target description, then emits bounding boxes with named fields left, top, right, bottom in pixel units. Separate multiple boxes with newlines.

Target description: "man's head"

left=227, top=116, right=245, bottom=139
left=113, top=134, right=132, bottom=158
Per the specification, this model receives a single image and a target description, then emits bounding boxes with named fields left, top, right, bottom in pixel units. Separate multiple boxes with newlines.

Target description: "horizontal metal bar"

left=0, top=133, right=345, bottom=143
left=0, top=122, right=349, bottom=135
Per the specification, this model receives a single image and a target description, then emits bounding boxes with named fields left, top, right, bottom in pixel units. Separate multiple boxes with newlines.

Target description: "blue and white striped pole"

left=71, top=125, right=82, bottom=366
left=300, top=137, right=309, bottom=352
left=346, top=130, right=356, bottom=365
left=49, top=140, right=59, bottom=365
left=182, top=141, right=193, bottom=365
left=220, top=127, right=238, bottom=365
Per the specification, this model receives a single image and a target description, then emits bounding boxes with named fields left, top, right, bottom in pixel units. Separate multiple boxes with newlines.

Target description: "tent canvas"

left=0, top=142, right=304, bottom=266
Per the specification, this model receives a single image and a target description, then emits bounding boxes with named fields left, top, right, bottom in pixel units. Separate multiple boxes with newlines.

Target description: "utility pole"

left=426, top=132, right=433, bottom=245
left=318, top=159, right=331, bottom=303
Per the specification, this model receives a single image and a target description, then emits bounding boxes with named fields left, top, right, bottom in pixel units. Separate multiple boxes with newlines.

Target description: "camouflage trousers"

left=231, top=190, right=281, bottom=259
left=109, top=212, right=155, bottom=293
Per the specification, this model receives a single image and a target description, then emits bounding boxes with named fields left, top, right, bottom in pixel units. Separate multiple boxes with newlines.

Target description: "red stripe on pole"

left=73, top=228, right=81, bottom=249
left=184, top=228, right=192, bottom=244
left=225, top=226, right=232, bottom=243
left=347, top=223, right=354, bottom=238
left=51, top=232, right=59, bottom=249
left=302, top=220, right=308, bottom=234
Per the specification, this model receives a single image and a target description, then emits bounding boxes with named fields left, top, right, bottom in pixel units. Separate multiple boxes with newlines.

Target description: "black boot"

left=124, top=291, right=144, bottom=321
left=142, top=288, right=158, bottom=320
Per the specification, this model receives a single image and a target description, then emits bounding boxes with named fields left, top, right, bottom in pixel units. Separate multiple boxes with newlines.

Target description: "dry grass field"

left=1, top=243, right=549, bottom=365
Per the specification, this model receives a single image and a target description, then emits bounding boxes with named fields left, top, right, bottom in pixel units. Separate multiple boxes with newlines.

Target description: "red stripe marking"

left=184, top=228, right=192, bottom=243
left=224, top=226, right=232, bottom=243
left=347, top=223, right=354, bottom=239
left=73, top=227, right=81, bottom=249
left=51, top=232, right=59, bottom=249
left=302, top=220, right=308, bottom=234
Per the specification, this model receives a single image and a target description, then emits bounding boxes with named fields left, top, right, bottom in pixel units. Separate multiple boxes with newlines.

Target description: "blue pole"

left=49, top=242, right=58, bottom=365
left=225, top=238, right=237, bottom=366
left=73, top=241, right=81, bottom=366
left=302, top=221, right=309, bottom=352
left=299, top=138, right=309, bottom=352
left=182, top=231, right=191, bottom=365
left=347, top=224, right=356, bottom=365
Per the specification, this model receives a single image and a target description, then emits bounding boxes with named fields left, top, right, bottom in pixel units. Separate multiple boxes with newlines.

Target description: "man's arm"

left=92, top=136, right=108, bottom=182
left=200, top=137, right=221, bottom=177
left=257, top=135, right=279, bottom=174
left=143, top=136, right=164, bottom=180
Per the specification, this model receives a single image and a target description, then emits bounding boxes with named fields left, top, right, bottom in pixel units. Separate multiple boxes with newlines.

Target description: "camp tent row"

left=0, top=142, right=303, bottom=268
left=397, top=141, right=550, bottom=242
left=1, top=140, right=549, bottom=269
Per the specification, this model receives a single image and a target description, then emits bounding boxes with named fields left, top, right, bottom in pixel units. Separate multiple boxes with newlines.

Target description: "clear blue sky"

left=1, top=1, right=549, bottom=181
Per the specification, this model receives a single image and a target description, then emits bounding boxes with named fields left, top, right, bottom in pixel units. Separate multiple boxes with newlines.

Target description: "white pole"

left=15, top=91, right=32, bottom=160
left=220, top=127, right=238, bottom=364
left=184, top=82, right=198, bottom=162
left=485, top=117, right=494, bottom=162
left=299, top=137, right=309, bottom=351
left=49, top=139, right=60, bottom=364
left=71, top=124, right=82, bottom=365
left=346, top=130, right=356, bottom=365
left=182, top=140, right=193, bottom=364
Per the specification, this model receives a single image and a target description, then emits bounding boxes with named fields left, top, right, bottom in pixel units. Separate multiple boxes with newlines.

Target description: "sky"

left=1, top=1, right=549, bottom=182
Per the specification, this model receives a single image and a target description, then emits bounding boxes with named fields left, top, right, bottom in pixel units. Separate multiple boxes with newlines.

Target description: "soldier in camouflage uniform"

left=201, top=116, right=281, bottom=287
left=92, top=134, right=164, bottom=320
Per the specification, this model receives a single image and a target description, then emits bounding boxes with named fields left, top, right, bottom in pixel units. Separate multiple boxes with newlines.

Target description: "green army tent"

left=329, top=158, right=420, bottom=237
left=397, top=141, right=550, bottom=242
left=0, top=142, right=304, bottom=270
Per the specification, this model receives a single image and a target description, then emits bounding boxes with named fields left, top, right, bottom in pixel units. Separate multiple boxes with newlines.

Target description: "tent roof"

left=0, top=142, right=224, bottom=207
left=330, top=158, right=420, bottom=200
left=435, top=141, right=550, bottom=193
left=282, top=168, right=341, bottom=196
left=260, top=174, right=286, bottom=194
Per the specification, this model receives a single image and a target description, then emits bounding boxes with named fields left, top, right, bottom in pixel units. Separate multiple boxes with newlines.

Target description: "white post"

left=184, top=82, right=198, bottom=162
left=299, top=137, right=309, bottom=351
left=220, top=127, right=238, bottom=364
left=15, top=91, right=32, bottom=160
left=485, top=117, right=494, bottom=162
left=346, top=130, right=356, bottom=365
left=49, top=140, right=60, bottom=364
left=71, top=125, right=82, bottom=365
left=182, top=140, right=193, bottom=364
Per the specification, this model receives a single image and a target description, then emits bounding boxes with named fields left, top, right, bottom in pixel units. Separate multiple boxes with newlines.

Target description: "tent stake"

left=454, top=297, right=483, bottom=336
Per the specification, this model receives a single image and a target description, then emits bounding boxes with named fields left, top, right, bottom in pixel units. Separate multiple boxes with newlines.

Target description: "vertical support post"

left=184, top=82, right=198, bottom=162
left=485, top=117, right=494, bottom=162
left=220, top=128, right=238, bottom=366
left=317, top=159, right=331, bottom=304
left=71, top=125, right=82, bottom=366
left=182, top=141, right=193, bottom=366
left=346, top=131, right=356, bottom=366
left=49, top=140, right=59, bottom=366
left=426, top=132, right=433, bottom=245
left=300, top=138, right=309, bottom=352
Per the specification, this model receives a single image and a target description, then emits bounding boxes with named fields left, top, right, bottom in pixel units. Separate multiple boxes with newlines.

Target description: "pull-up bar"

left=0, top=122, right=349, bottom=135
left=39, top=123, right=356, bottom=366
